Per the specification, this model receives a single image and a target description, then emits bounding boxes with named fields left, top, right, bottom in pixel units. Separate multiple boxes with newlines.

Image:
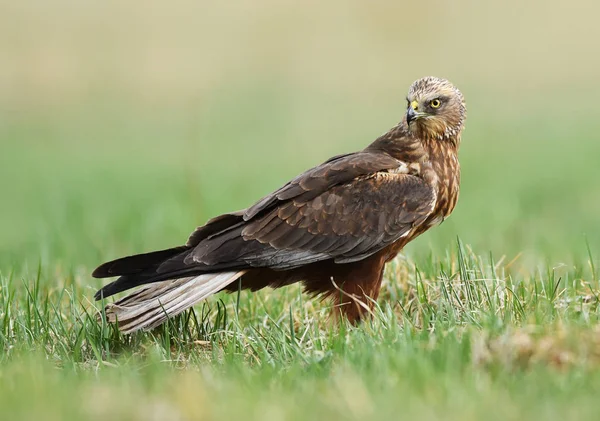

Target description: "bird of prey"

left=93, top=76, right=466, bottom=333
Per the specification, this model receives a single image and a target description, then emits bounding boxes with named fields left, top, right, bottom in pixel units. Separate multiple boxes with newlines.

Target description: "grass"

left=2, top=237, right=600, bottom=421
left=3, top=1, right=600, bottom=419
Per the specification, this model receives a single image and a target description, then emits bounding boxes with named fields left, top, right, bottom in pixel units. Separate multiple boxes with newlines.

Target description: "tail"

left=92, top=246, right=246, bottom=333
left=100, top=270, right=246, bottom=333
left=92, top=247, right=195, bottom=299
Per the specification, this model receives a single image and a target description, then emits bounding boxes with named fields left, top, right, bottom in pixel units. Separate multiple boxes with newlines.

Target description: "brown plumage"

left=93, top=76, right=466, bottom=333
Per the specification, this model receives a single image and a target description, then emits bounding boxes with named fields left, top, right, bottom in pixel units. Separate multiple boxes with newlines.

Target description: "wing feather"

left=93, top=149, right=434, bottom=302
left=189, top=173, right=435, bottom=269
left=153, top=151, right=434, bottom=276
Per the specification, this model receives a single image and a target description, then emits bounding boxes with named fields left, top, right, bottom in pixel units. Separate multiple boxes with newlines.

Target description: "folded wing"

left=94, top=151, right=436, bottom=299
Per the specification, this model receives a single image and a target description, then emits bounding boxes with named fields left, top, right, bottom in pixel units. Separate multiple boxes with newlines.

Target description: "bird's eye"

left=430, top=99, right=441, bottom=108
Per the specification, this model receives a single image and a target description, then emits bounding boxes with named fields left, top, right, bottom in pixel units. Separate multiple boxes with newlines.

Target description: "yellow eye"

left=430, top=99, right=441, bottom=108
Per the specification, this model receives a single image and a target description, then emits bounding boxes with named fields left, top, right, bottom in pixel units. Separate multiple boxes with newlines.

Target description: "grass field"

left=2, top=2, right=600, bottom=420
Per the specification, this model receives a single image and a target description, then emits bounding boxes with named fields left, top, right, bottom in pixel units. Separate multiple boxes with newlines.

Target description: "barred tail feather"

left=101, top=271, right=246, bottom=333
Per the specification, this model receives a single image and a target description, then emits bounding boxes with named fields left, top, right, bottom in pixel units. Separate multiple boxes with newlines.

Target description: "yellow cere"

left=411, top=100, right=419, bottom=111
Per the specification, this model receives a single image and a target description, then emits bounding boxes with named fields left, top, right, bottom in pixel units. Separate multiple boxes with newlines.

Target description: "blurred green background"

left=1, top=0, right=599, bottom=275
left=2, top=3, right=600, bottom=420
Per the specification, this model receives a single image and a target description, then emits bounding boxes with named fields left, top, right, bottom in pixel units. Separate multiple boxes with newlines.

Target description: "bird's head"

left=405, top=77, right=466, bottom=143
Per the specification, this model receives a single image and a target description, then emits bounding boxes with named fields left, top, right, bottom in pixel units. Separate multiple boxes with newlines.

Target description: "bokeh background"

left=1, top=0, right=599, bottom=275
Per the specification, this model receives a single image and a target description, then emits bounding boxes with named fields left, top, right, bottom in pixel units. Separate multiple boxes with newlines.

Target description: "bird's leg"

left=329, top=258, right=386, bottom=324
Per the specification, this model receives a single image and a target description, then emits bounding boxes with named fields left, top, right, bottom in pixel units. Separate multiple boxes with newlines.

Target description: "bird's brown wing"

left=93, top=151, right=435, bottom=299
left=185, top=152, right=395, bottom=246
left=179, top=151, right=436, bottom=270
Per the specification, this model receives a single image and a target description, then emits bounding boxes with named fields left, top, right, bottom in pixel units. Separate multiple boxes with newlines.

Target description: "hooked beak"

left=406, top=107, right=417, bottom=125
left=406, top=100, right=422, bottom=125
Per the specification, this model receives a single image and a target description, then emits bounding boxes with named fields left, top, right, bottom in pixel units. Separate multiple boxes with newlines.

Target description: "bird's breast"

left=429, top=147, right=460, bottom=222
